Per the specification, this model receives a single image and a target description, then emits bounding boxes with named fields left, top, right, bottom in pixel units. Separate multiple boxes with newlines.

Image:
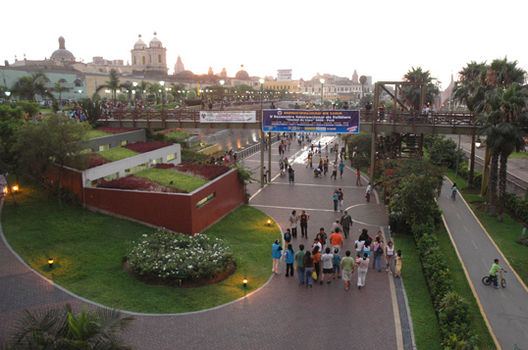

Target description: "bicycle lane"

left=438, top=179, right=528, bottom=350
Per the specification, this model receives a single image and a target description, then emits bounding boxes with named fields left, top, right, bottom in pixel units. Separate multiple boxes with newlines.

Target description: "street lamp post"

left=132, top=82, right=138, bottom=104
left=159, top=81, right=165, bottom=105
left=319, top=78, right=325, bottom=106
left=259, top=78, right=264, bottom=109
left=4, top=91, right=11, bottom=102
left=219, top=80, right=225, bottom=110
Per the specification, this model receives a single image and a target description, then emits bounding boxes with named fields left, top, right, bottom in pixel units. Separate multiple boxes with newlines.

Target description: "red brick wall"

left=47, top=166, right=84, bottom=201
left=84, top=169, right=245, bottom=235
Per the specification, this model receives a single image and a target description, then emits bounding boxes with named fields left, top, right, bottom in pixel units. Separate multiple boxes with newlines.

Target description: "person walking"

left=395, top=250, right=403, bottom=278
left=372, top=236, right=384, bottom=272
left=357, top=252, right=370, bottom=289
left=385, top=240, right=395, bottom=274
left=323, top=156, right=329, bottom=175
left=341, top=250, right=355, bottom=291
left=321, top=247, right=334, bottom=284
left=289, top=210, right=298, bottom=238
left=356, top=168, right=361, bottom=186
left=340, top=211, right=353, bottom=239
left=284, top=228, right=292, bottom=246
left=337, top=188, right=344, bottom=212
left=271, top=240, right=282, bottom=274
left=288, top=165, right=295, bottom=184
left=365, top=183, right=372, bottom=203
left=332, top=190, right=339, bottom=212
left=300, top=210, right=309, bottom=239
left=295, top=244, right=305, bottom=285
left=284, top=244, right=295, bottom=277
left=329, top=228, right=344, bottom=252
left=331, top=162, right=338, bottom=180
left=332, top=248, right=342, bottom=279
left=339, top=159, right=345, bottom=179
left=312, top=246, right=322, bottom=284
left=304, top=251, right=314, bottom=288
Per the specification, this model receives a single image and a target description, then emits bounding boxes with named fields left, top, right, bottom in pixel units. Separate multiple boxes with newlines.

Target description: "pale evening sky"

left=1, top=0, right=526, bottom=89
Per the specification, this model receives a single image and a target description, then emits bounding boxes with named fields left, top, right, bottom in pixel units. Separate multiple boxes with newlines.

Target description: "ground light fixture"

left=243, top=277, right=248, bottom=288
left=266, top=218, right=272, bottom=226
left=11, top=185, right=19, bottom=192
left=48, top=257, right=54, bottom=269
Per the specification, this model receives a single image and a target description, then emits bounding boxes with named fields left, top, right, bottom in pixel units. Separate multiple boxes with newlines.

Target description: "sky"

left=1, top=0, right=527, bottom=90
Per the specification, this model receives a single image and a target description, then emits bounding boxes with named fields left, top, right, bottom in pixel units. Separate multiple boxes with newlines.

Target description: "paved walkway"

left=439, top=179, right=528, bottom=349
left=0, top=138, right=409, bottom=349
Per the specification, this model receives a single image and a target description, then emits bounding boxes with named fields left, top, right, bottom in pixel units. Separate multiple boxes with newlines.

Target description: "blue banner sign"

left=262, top=110, right=360, bottom=133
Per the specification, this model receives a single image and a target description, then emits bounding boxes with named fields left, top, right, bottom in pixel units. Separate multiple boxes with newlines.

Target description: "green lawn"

left=135, top=168, right=207, bottom=192
left=86, top=129, right=110, bottom=139
left=164, top=129, right=191, bottom=142
left=98, top=147, right=138, bottom=162
left=392, top=234, right=442, bottom=350
left=1, top=185, right=280, bottom=313
left=445, top=170, right=528, bottom=286
left=436, top=225, right=495, bottom=349
left=509, top=152, right=528, bottom=159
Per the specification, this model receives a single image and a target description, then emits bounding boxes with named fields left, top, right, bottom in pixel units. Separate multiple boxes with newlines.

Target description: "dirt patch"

left=122, top=260, right=236, bottom=288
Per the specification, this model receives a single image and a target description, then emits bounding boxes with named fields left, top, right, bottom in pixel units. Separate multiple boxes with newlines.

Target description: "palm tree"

left=96, top=69, right=126, bottom=102
left=453, top=61, right=488, bottom=188
left=53, top=82, right=70, bottom=107
left=134, top=80, right=149, bottom=102
left=359, top=75, right=367, bottom=99
left=402, top=67, right=440, bottom=111
left=11, top=71, right=53, bottom=101
left=9, top=304, right=134, bottom=349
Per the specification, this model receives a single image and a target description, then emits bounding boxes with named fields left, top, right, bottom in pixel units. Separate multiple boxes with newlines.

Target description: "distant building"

left=130, top=33, right=168, bottom=77
left=301, top=72, right=373, bottom=101
left=277, top=69, right=292, bottom=81
left=174, top=56, right=185, bottom=74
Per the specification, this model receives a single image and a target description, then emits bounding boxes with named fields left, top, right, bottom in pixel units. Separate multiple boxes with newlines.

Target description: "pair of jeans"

left=372, top=253, right=382, bottom=271
left=304, top=267, right=313, bottom=286
left=291, top=227, right=297, bottom=238
left=333, top=200, right=338, bottom=211
left=297, top=266, right=305, bottom=284
left=300, top=223, right=307, bottom=238
left=286, top=263, right=294, bottom=276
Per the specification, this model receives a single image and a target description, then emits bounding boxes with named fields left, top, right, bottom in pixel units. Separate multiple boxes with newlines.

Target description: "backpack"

left=285, top=232, right=291, bottom=241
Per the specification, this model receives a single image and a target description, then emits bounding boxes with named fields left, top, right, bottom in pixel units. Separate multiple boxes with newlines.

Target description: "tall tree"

left=11, top=71, right=53, bottom=101
left=359, top=75, right=367, bottom=99
left=52, top=82, right=70, bottom=106
left=95, top=69, right=126, bottom=102
left=402, top=67, right=440, bottom=111
left=14, top=114, right=89, bottom=206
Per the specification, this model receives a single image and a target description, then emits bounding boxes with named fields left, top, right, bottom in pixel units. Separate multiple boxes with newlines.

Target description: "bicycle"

left=482, top=271, right=507, bottom=288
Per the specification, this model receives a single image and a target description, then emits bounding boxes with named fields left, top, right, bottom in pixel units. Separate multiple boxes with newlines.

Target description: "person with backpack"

left=340, top=211, right=353, bottom=239
left=284, top=229, right=292, bottom=246
left=372, top=236, right=384, bottom=272
left=295, top=244, right=306, bottom=285
left=303, top=251, right=314, bottom=288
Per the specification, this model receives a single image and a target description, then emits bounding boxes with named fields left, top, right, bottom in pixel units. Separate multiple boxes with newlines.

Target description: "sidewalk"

left=438, top=179, right=528, bottom=349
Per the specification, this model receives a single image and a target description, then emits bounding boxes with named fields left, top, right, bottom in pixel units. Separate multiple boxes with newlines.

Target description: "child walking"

left=395, top=250, right=403, bottom=278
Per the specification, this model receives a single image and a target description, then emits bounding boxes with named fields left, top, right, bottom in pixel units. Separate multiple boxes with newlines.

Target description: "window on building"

left=142, top=56, right=145, bottom=65
left=158, top=54, right=161, bottom=63
left=167, top=153, right=176, bottom=161
left=58, top=78, right=67, bottom=83
left=74, top=79, right=82, bottom=87
left=133, top=57, right=136, bottom=65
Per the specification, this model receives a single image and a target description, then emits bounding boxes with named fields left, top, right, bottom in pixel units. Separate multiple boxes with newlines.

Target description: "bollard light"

left=11, top=185, right=19, bottom=192
left=48, top=257, right=54, bottom=269
left=243, top=277, right=248, bottom=288
left=266, top=219, right=271, bottom=226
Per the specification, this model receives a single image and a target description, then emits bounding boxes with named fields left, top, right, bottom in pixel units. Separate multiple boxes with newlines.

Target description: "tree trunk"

left=497, top=152, right=508, bottom=221
left=481, top=145, right=491, bottom=197
left=469, top=131, right=475, bottom=188
left=488, top=149, right=499, bottom=216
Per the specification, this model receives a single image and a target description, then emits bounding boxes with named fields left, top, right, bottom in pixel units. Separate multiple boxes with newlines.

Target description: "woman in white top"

left=321, top=247, right=334, bottom=284
left=385, top=240, right=395, bottom=274
left=357, top=253, right=370, bottom=289
left=289, top=210, right=298, bottom=238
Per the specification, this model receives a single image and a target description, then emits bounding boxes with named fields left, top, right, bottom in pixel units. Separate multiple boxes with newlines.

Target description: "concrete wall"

left=84, top=129, right=146, bottom=152
left=84, top=169, right=245, bottom=235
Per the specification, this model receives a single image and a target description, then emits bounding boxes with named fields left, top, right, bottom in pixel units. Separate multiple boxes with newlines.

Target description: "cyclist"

left=451, top=183, right=458, bottom=200
left=489, top=258, right=506, bottom=289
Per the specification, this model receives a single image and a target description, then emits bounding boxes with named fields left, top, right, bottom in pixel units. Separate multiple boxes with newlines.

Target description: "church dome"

left=51, top=36, right=75, bottom=62
left=134, top=35, right=147, bottom=50
left=149, top=33, right=162, bottom=48
left=235, top=70, right=249, bottom=80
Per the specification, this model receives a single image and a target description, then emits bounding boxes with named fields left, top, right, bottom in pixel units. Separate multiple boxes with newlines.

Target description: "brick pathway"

left=0, top=138, right=407, bottom=349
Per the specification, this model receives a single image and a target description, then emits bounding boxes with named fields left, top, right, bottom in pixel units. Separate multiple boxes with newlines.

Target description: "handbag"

left=312, top=271, right=318, bottom=280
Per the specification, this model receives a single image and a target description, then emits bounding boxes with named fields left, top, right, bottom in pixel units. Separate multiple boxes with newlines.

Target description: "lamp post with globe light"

left=219, top=80, right=225, bottom=109
left=4, top=91, right=11, bottom=102
left=159, top=81, right=165, bottom=105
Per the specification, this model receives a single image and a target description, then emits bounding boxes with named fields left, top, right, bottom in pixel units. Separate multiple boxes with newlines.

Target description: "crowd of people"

left=272, top=221, right=402, bottom=291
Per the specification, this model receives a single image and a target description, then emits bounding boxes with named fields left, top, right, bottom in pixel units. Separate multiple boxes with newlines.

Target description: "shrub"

left=127, top=230, right=234, bottom=281
left=175, top=162, right=230, bottom=180
left=124, top=141, right=172, bottom=153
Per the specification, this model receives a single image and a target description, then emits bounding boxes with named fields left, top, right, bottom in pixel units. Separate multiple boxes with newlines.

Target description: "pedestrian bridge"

left=100, top=109, right=478, bottom=136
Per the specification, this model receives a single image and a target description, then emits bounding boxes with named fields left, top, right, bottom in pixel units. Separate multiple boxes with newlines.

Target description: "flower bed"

left=155, top=163, right=175, bottom=169
left=123, top=141, right=172, bottom=153
left=126, top=230, right=234, bottom=284
left=98, top=175, right=185, bottom=193
left=86, top=153, right=110, bottom=168
left=94, top=126, right=140, bottom=135
left=175, top=162, right=231, bottom=180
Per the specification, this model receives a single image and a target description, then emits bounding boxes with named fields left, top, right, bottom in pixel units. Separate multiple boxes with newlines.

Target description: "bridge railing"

left=235, top=143, right=262, bottom=160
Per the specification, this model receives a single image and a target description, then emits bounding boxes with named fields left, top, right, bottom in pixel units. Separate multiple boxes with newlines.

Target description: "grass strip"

left=445, top=169, right=528, bottom=286
left=86, top=129, right=110, bottom=139
left=392, top=234, right=442, bottom=350
left=98, top=147, right=139, bottom=162
left=2, top=185, right=280, bottom=313
left=135, top=168, right=207, bottom=192
left=436, top=223, right=495, bottom=348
